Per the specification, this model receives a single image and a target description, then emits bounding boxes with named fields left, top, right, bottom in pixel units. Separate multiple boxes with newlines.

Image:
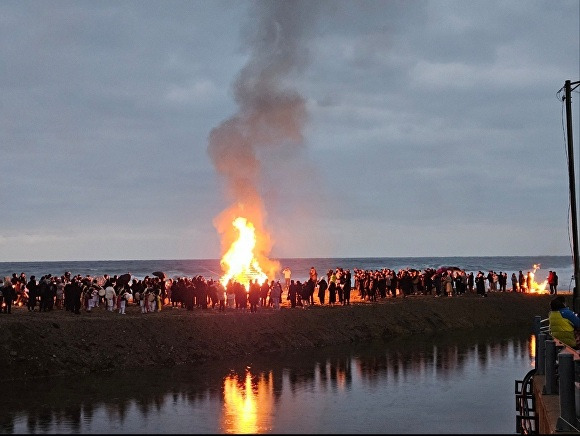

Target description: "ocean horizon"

left=0, top=255, right=575, bottom=289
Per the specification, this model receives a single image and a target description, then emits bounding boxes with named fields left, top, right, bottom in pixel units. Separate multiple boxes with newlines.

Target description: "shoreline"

left=0, top=292, right=556, bottom=381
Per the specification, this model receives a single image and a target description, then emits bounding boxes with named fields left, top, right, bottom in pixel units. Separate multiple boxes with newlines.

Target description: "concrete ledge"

left=534, top=374, right=560, bottom=434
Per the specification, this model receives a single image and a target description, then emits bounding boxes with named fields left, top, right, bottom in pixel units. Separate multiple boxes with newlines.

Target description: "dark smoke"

left=207, top=0, right=318, bottom=273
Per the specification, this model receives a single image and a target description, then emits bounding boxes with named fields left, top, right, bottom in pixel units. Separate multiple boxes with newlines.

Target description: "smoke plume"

left=208, top=1, right=317, bottom=277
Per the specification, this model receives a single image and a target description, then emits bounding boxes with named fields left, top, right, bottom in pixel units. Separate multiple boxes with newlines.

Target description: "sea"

left=0, top=255, right=575, bottom=289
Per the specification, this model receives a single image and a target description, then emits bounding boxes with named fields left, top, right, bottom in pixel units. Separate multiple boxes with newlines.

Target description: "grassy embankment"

left=0, top=291, right=554, bottom=381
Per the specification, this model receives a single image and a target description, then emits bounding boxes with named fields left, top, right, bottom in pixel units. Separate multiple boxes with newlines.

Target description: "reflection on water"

left=222, top=369, right=275, bottom=433
left=530, top=333, right=536, bottom=361
left=0, top=326, right=534, bottom=434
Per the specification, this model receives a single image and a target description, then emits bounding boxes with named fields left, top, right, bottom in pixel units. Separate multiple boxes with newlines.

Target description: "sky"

left=1, top=0, right=579, bottom=262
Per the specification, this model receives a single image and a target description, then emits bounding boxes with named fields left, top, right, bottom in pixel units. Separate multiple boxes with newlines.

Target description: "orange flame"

left=220, top=217, right=268, bottom=290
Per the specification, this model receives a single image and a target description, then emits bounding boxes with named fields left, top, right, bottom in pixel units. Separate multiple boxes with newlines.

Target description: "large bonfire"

left=219, top=216, right=269, bottom=290
left=212, top=203, right=280, bottom=291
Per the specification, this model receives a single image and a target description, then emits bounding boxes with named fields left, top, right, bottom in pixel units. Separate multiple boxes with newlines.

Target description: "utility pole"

left=563, top=80, right=580, bottom=313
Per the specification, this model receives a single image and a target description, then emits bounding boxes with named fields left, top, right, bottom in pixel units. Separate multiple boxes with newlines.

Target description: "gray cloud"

left=0, top=0, right=577, bottom=260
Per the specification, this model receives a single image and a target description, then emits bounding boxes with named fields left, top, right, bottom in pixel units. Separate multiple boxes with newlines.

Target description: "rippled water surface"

left=0, top=327, right=534, bottom=434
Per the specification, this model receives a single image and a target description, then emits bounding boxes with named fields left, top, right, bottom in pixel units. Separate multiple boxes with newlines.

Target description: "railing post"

left=544, top=340, right=558, bottom=394
left=575, top=359, right=580, bottom=419
left=537, top=333, right=547, bottom=375
left=534, top=315, right=542, bottom=369
left=557, top=352, right=579, bottom=431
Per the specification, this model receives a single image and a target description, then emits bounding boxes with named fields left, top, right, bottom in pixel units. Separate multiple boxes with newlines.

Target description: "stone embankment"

left=0, top=292, right=553, bottom=381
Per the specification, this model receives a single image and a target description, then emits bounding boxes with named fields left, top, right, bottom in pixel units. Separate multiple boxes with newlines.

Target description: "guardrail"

left=517, top=315, right=580, bottom=433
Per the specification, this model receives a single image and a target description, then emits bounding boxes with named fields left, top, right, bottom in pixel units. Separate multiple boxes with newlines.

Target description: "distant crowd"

left=0, top=266, right=559, bottom=315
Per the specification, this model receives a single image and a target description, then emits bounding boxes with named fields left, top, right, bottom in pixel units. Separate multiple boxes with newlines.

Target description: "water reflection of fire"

left=529, top=334, right=536, bottom=367
left=526, top=264, right=548, bottom=294
left=220, top=217, right=268, bottom=290
left=222, top=370, right=273, bottom=434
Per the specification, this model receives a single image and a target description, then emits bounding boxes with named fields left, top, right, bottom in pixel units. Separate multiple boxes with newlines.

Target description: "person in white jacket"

left=118, top=290, right=129, bottom=314
left=282, top=267, right=291, bottom=292
left=104, top=285, right=115, bottom=311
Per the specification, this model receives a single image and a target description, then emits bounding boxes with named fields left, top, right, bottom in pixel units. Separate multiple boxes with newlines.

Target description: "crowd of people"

left=0, top=265, right=560, bottom=315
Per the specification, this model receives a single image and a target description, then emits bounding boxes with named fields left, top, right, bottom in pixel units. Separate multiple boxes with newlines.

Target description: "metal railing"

left=516, top=368, right=538, bottom=434
left=516, top=315, right=580, bottom=434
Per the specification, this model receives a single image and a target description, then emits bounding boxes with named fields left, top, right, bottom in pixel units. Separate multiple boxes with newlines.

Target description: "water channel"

left=0, top=326, right=534, bottom=434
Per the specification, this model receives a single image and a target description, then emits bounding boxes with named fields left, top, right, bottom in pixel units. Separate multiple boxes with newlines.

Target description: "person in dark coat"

left=37, top=276, right=48, bottom=312
left=317, top=277, right=328, bottom=305
left=288, top=280, right=297, bottom=308
left=400, top=272, right=412, bottom=298
left=234, top=281, right=247, bottom=310
left=249, top=279, right=261, bottom=313
left=260, top=279, right=270, bottom=307
left=424, top=271, right=433, bottom=295
left=198, top=278, right=208, bottom=310
left=432, top=273, right=441, bottom=296
left=309, top=279, right=315, bottom=305
left=518, top=270, right=526, bottom=293
left=511, top=273, right=518, bottom=293
left=46, top=277, right=56, bottom=311
left=2, top=277, right=15, bottom=314
left=185, top=280, right=194, bottom=311
left=301, top=280, right=312, bottom=308
left=67, top=278, right=83, bottom=314
left=27, top=275, right=38, bottom=312
left=475, top=271, right=487, bottom=297
left=377, top=272, right=387, bottom=298
left=454, top=274, right=463, bottom=296
left=64, top=279, right=74, bottom=311
left=390, top=273, right=398, bottom=298
left=343, top=270, right=352, bottom=305
left=467, top=272, right=474, bottom=293
left=328, top=280, right=337, bottom=305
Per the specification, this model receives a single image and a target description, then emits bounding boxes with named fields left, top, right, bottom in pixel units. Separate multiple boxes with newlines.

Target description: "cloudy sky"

left=1, top=0, right=579, bottom=262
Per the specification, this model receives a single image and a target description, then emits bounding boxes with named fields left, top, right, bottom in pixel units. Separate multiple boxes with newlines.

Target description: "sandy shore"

left=0, top=291, right=556, bottom=381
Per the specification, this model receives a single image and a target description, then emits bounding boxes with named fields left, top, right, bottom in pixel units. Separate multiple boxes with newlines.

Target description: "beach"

left=0, top=291, right=556, bottom=382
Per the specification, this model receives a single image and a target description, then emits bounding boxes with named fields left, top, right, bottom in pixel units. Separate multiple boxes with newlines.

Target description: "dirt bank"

left=0, top=292, right=554, bottom=381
